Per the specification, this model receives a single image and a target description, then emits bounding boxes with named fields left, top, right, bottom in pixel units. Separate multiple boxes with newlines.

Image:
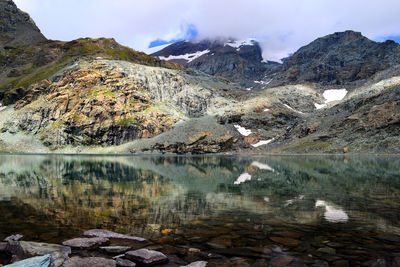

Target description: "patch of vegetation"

left=88, top=86, right=116, bottom=97
left=118, top=117, right=137, bottom=126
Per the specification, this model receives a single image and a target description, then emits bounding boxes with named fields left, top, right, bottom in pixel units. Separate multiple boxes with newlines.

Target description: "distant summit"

left=267, top=30, right=400, bottom=87
left=151, top=38, right=280, bottom=89
left=0, top=0, right=46, bottom=46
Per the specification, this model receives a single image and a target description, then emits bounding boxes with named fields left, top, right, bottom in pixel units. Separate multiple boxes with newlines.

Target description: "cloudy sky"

left=14, top=0, right=400, bottom=62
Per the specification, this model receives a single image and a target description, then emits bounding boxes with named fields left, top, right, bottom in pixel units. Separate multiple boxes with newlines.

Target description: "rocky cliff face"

left=0, top=0, right=46, bottom=46
left=1, top=59, right=239, bottom=149
left=267, top=31, right=400, bottom=88
left=151, top=39, right=280, bottom=89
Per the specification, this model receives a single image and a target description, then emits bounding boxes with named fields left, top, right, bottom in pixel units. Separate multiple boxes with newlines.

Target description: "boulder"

left=62, top=237, right=109, bottom=249
left=3, top=235, right=23, bottom=242
left=115, top=258, right=136, bottom=267
left=4, top=254, right=51, bottom=267
left=125, top=249, right=168, bottom=266
left=5, top=241, right=71, bottom=266
left=182, top=261, right=208, bottom=267
left=62, top=257, right=116, bottom=267
left=83, top=230, right=147, bottom=244
left=100, top=246, right=131, bottom=254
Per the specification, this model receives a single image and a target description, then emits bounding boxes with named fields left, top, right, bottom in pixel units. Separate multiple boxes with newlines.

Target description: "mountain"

left=267, top=30, right=400, bottom=88
left=0, top=0, right=46, bottom=46
left=0, top=1, right=399, bottom=154
left=151, top=38, right=280, bottom=89
left=152, top=31, right=400, bottom=89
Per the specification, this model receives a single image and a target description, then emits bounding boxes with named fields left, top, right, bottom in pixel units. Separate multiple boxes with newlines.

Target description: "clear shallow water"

left=0, top=154, right=400, bottom=265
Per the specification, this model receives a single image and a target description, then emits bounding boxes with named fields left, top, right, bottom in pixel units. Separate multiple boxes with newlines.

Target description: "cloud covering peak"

left=14, top=0, right=400, bottom=61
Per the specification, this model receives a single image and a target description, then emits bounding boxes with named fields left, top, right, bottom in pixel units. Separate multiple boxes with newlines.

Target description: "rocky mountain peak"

left=0, top=0, right=46, bottom=46
left=151, top=38, right=280, bottom=89
left=267, top=30, right=400, bottom=87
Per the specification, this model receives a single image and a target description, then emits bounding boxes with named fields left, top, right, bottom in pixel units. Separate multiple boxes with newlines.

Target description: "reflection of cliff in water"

left=0, top=155, right=400, bottom=242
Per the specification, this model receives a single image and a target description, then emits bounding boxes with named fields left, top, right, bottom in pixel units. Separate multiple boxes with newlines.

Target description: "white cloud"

left=13, top=0, right=400, bottom=61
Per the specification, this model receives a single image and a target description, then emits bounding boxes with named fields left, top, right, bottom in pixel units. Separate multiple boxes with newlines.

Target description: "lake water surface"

left=0, top=155, right=400, bottom=266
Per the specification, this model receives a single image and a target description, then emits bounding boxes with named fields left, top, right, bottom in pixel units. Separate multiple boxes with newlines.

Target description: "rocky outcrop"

left=0, top=0, right=46, bottom=46
left=267, top=31, right=400, bottom=87
left=1, top=59, right=238, bottom=148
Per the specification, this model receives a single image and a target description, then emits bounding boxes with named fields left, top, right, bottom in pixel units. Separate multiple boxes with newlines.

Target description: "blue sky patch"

left=149, top=24, right=198, bottom=48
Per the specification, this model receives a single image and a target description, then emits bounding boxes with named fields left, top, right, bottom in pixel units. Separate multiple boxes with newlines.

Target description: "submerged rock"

left=62, top=256, right=116, bottom=267
left=125, top=249, right=168, bottom=265
left=181, top=261, right=208, bottom=267
left=62, top=237, right=109, bottom=249
left=115, top=258, right=136, bottom=267
left=83, top=230, right=148, bottom=247
left=4, top=254, right=51, bottom=267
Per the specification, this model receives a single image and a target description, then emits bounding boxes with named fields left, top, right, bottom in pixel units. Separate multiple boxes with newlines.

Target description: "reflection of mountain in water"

left=0, top=155, right=400, bottom=241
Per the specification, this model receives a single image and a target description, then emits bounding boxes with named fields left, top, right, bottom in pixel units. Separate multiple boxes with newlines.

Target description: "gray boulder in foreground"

left=83, top=229, right=148, bottom=245
left=4, top=254, right=51, bottom=267
left=62, top=237, right=109, bottom=249
left=125, top=248, right=168, bottom=265
left=62, top=256, right=116, bottom=267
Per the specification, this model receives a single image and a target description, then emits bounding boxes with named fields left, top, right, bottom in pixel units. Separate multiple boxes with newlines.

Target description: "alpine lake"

left=0, top=154, right=400, bottom=266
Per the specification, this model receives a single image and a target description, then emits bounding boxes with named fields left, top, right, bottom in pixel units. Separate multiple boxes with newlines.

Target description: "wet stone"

left=83, top=230, right=147, bottom=242
left=270, top=236, right=300, bottom=247
left=317, top=247, right=336, bottom=254
left=272, top=231, right=303, bottom=239
left=331, top=259, right=349, bottom=267
left=62, top=237, right=109, bottom=249
left=213, top=247, right=270, bottom=259
left=363, top=259, right=387, bottom=267
left=269, top=255, right=294, bottom=267
left=4, top=254, right=51, bottom=267
left=62, top=256, right=116, bottom=267
left=3, top=235, right=23, bottom=242
left=0, top=242, right=7, bottom=252
left=100, top=246, right=131, bottom=254
left=5, top=241, right=71, bottom=265
left=125, top=249, right=168, bottom=266
left=182, top=261, right=208, bottom=267
left=326, top=242, right=345, bottom=248
left=115, top=258, right=136, bottom=267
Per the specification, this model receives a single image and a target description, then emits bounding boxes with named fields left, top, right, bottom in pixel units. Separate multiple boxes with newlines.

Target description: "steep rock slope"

left=151, top=39, right=279, bottom=89
left=0, top=0, right=46, bottom=46
left=266, top=31, right=400, bottom=88
left=1, top=59, right=240, bottom=149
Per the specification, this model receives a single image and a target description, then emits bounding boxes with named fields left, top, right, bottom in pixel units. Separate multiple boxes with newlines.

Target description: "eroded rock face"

left=1, top=59, right=236, bottom=148
left=5, top=254, right=51, bottom=267
left=0, top=0, right=46, bottom=46
left=269, top=31, right=400, bottom=87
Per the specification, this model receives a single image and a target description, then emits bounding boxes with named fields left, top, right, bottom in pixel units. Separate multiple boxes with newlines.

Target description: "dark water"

left=1, top=154, right=400, bottom=266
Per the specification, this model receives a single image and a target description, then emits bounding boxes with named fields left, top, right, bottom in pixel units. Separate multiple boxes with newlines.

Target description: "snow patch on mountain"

left=315, top=89, right=348, bottom=109
left=158, top=49, right=210, bottom=63
left=225, top=38, right=256, bottom=50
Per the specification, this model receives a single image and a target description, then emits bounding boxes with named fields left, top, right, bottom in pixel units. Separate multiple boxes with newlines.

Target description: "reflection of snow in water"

left=234, top=173, right=252, bottom=185
left=316, top=200, right=349, bottom=223
left=284, top=195, right=305, bottom=207
left=251, top=161, right=274, bottom=172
